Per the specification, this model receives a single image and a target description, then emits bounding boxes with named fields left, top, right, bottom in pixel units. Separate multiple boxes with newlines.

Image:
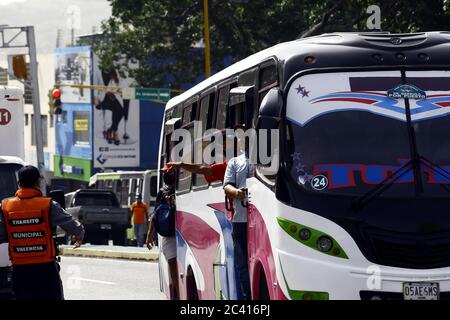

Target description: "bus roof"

left=89, top=170, right=157, bottom=185
left=166, top=31, right=450, bottom=110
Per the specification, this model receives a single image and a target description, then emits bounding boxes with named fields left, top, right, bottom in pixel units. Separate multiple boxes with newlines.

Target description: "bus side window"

left=150, top=175, right=158, bottom=198
left=215, top=85, right=230, bottom=130
left=238, top=67, right=258, bottom=87
left=113, top=179, right=121, bottom=204
left=228, top=102, right=246, bottom=129
left=130, top=178, right=137, bottom=204
left=121, top=179, right=129, bottom=207
left=258, top=63, right=278, bottom=106
left=177, top=102, right=196, bottom=193
left=136, top=178, right=143, bottom=196
left=105, top=179, right=113, bottom=191
left=194, top=92, right=215, bottom=188
left=199, top=92, right=215, bottom=132
left=182, top=104, right=193, bottom=125
left=256, top=63, right=279, bottom=185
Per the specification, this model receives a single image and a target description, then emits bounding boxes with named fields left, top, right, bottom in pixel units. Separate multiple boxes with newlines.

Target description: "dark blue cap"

left=18, top=165, right=42, bottom=187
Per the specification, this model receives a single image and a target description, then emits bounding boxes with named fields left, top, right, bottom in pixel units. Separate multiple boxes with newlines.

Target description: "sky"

left=0, top=0, right=112, bottom=53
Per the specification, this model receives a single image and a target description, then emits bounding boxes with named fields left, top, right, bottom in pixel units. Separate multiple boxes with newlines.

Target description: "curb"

left=59, top=246, right=159, bottom=261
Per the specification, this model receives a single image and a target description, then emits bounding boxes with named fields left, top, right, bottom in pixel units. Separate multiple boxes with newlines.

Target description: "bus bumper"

left=278, top=250, right=450, bottom=300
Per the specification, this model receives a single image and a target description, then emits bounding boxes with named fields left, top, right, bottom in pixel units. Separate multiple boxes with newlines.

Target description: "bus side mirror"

left=256, top=88, right=283, bottom=126
left=49, top=189, right=65, bottom=209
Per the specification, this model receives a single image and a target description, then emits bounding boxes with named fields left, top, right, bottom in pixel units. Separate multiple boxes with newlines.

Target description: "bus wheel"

left=259, top=270, right=270, bottom=300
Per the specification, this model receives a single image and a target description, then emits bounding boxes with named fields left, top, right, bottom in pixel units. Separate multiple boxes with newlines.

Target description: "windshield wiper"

left=418, top=156, right=450, bottom=194
left=351, top=159, right=414, bottom=211
left=351, top=156, right=450, bottom=211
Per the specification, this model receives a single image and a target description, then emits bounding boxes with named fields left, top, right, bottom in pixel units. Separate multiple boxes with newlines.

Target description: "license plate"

left=100, top=224, right=112, bottom=230
left=403, top=282, right=439, bottom=300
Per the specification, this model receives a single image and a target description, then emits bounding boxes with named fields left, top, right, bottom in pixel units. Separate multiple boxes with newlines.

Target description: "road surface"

left=60, top=256, right=167, bottom=300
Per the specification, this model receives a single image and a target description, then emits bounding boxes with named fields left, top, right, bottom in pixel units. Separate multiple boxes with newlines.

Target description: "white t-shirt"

left=223, top=153, right=251, bottom=223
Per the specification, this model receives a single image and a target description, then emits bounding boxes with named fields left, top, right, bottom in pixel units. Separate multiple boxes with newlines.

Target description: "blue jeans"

left=232, top=222, right=251, bottom=300
left=134, top=223, right=145, bottom=247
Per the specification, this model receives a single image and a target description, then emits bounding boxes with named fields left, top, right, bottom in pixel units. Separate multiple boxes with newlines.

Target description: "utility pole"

left=27, top=26, right=45, bottom=176
left=203, top=0, right=211, bottom=78
left=0, top=26, right=46, bottom=183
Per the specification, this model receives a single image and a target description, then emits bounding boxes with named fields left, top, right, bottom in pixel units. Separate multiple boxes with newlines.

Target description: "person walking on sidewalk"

left=0, top=166, right=84, bottom=300
left=130, top=194, right=148, bottom=247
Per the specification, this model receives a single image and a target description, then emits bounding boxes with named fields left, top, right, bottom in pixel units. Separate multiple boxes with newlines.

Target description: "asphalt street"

left=59, top=256, right=167, bottom=300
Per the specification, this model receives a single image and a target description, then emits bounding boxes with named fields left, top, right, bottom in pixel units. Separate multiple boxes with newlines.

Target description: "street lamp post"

left=203, top=0, right=211, bottom=78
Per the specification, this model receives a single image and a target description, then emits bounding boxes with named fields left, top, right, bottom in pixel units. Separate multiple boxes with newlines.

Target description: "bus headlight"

left=277, top=217, right=348, bottom=259
left=317, top=236, right=333, bottom=253
left=299, top=228, right=311, bottom=241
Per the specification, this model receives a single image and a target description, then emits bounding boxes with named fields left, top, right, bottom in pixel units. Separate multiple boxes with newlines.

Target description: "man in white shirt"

left=223, top=125, right=252, bottom=300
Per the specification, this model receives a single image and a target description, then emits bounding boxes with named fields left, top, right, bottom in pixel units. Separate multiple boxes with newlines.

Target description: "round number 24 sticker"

left=311, top=175, right=329, bottom=191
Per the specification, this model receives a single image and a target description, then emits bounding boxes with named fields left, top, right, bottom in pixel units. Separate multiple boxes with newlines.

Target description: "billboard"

left=55, top=46, right=92, bottom=104
left=92, top=54, right=140, bottom=168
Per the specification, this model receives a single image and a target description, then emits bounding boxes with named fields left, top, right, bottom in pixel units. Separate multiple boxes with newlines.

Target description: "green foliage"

left=96, top=0, right=450, bottom=87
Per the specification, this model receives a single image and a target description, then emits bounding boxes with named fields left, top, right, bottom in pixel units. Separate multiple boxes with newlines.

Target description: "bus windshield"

left=0, top=164, right=21, bottom=201
left=286, top=70, right=450, bottom=197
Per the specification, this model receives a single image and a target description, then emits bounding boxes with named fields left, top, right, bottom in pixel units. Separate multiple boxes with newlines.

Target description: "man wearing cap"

left=0, top=165, right=85, bottom=300
left=130, top=194, right=148, bottom=247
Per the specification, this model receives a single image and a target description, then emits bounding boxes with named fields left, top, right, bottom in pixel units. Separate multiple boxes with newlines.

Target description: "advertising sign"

left=55, top=46, right=92, bottom=104
left=92, top=54, right=140, bottom=168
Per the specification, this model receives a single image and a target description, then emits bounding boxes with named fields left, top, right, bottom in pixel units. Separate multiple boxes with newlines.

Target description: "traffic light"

left=49, top=87, right=62, bottom=115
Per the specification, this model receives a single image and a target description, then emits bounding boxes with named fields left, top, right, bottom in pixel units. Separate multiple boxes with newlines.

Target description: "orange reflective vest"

left=1, top=188, right=56, bottom=266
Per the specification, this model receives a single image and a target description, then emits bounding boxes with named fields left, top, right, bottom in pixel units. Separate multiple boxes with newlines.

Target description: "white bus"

left=159, top=32, right=450, bottom=300
left=0, top=86, right=25, bottom=297
left=89, top=170, right=159, bottom=209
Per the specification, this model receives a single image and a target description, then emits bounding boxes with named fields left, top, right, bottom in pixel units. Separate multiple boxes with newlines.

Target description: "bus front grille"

left=365, top=229, right=450, bottom=269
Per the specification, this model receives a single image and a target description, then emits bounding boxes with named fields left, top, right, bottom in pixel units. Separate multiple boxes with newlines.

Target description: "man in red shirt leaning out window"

left=166, top=160, right=227, bottom=184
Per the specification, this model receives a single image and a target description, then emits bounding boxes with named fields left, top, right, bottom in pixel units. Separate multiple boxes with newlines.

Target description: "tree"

left=96, top=0, right=450, bottom=88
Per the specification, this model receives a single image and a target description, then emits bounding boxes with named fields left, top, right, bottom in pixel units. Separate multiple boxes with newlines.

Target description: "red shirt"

left=204, top=161, right=227, bottom=183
